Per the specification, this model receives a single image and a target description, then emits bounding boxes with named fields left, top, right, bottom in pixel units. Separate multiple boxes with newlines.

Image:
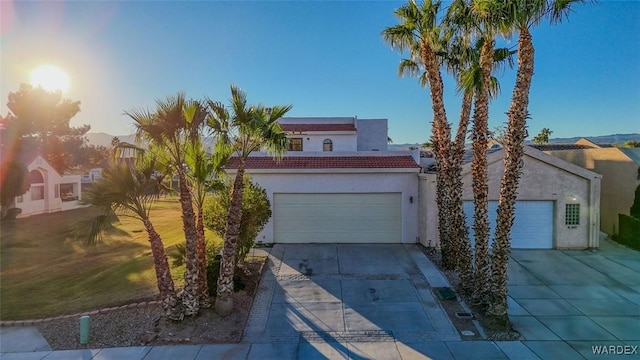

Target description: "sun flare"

left=29, top=65, right=70, bottom=92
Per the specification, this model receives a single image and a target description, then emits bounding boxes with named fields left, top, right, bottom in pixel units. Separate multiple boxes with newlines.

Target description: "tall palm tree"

left=125, top=94, right=208, bottom=316
left=383, top=0, right=459, bottom=270
left=82, top=155, right=184, bottom=320
left=207, top=85, right=291, bottom=316
left=184, top=138, right=218, bottom=308
left=489, top=0, right=586, bottom=318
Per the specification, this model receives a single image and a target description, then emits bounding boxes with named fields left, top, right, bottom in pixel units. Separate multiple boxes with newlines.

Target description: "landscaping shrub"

left=203, top=178, right=271, bottom=265
left=615, top=214, right=640, bottom=251
left=206, top=254, right=248, bottom=295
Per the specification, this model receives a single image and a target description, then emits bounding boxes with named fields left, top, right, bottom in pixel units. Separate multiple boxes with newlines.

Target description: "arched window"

left=323, top=139, right=333, bottom=152
left=29, top=170, right=44, bottom=184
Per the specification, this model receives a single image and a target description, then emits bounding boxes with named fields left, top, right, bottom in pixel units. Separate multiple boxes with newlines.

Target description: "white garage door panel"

left=274, top=193, right=402, bottom=243
left=463, top=201, right=553, bottom=249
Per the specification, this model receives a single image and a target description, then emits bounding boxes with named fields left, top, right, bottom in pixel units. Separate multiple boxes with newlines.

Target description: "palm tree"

left=125, top=94, right=208, bottom=316
left=184, top=130, right=228, bottom=308
left=207, top=85, right=291, bottom=316
left=82, top=155, right=184, bottom=320
left=489, top=0, right=586, bottom=319
left=383, top=0, right=458, bottom=270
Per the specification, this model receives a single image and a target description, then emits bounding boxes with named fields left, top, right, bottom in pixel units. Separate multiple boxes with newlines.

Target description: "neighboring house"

left=226, top=117, right=422, bottom=244
left=81, top=168, right=103, bottom=183
left=533, top=138, right=640, bottom=236
left=14, top=154, right=84, bottom=218
left=419, top=145, right=602, bottom=249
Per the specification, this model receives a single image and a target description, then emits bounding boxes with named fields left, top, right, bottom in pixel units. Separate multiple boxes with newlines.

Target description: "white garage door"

left=274, top=193, right=402, bottom=243
left=463, top=201, right=554, bottom=249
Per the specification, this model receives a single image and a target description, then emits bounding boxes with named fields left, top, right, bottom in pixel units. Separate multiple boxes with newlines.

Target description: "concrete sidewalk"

left=2, top=240, right=639, bottom=359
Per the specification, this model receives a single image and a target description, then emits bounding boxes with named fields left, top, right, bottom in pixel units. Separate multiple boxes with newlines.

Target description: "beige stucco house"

left=419, top=146, right=602, bottom=249
left=533, top=138, right=640, bottom=236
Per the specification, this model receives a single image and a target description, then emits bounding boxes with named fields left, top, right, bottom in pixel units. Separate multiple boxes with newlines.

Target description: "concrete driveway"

left=243, top=244, right=473, bottom=359
left=508, top=238, right=640, bottom=359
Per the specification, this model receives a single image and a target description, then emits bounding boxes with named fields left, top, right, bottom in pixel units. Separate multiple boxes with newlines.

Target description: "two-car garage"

left=273, top=193, right=402, bottom=243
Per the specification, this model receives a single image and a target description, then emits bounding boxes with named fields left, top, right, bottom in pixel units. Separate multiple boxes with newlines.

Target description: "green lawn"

left=0, top=198, right=221, bottom=320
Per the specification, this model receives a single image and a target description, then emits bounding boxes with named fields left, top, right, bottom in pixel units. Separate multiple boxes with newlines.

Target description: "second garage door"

left=274, top=193, right=402, bottom=243
left=463, top=200, right=554, bottom=249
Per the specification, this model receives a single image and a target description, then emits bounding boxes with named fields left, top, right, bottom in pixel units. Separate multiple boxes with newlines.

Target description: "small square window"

left=288, top=138, right=303, bottom=151
left=565, top=204, right=580, bottom=226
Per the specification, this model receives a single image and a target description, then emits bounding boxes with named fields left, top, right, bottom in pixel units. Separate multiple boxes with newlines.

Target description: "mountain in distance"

left=85, top=132, right=136, bottom=147
left=545, top=133, right=640, bottom=145
left=388, top=133, right=640, bottom=150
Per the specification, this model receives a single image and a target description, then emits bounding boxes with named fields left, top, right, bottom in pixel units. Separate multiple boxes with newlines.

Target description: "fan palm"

left=125, top=94, right=208, bottom=316
left=383, top=0, right=459, bottom=269
left=82, top=154, right=184, bottom=320
left=185, top=135, right=227, bottom=308
left=489, top=0, right=587, bottom=318
left=206, top=84, right=291, bottom=316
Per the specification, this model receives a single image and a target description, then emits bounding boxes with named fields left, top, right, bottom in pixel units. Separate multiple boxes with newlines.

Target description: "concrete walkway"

left=2, top=240, right=639, bottom=359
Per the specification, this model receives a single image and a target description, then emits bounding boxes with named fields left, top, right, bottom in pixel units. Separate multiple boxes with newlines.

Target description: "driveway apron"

left=243, top=244, right=460, bottom=359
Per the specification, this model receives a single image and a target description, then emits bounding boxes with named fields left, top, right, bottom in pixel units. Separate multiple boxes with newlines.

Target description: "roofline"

left=461, top=145, right=602, bottom=180
left=226, top=168, right=421, bottom=174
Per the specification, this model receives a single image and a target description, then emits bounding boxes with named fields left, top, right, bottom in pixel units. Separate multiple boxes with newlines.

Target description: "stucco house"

left=533, top=138, right=640, bottom=236
left=419, top=146, right=602, bottom=249
left=226, top=117, right=602, bottom=249
left=226, top=117, right=421, bottom=244
left=13, top=154, right=84, bottom=218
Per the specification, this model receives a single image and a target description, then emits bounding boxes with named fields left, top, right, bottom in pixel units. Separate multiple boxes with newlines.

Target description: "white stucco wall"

left=420, top=147, right=602, bottom=249
left=232, top=170, right=420, bottom=244
left=289, top=133, right=357, bottom=152
left=16, top=156, right=85, bottom=218
left=356, top=119, right=388, bottom=151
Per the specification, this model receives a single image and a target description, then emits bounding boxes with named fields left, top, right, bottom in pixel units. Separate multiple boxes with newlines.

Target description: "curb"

left=0, top=300, right=161, bottom=327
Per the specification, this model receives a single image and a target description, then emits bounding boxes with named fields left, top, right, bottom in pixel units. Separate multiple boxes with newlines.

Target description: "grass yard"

left=0, top=198, right=221, bottom=320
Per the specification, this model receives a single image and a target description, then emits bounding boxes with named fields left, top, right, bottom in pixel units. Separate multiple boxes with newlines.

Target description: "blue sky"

left=1, top=0, right=638, bottom=144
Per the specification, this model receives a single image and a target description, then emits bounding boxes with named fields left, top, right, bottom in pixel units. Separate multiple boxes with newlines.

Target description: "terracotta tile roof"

left=280, top=123, right=356, bottom=132
left=530, top=144, right=595, bottom=151
left=226, top=156, right=420, bottom=169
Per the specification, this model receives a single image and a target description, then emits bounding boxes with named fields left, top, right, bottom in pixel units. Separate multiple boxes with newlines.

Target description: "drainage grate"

left=300, top=330, right=395, bottom=342
left=436, top=287, right=457, bottom=300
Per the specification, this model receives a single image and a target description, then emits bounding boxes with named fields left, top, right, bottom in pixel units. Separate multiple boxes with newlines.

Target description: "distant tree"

left=618, top=140, right=640, bottom=148
left=408, top=145, right=419, bottom=150
left=111, top=136, right=121, bottom=148
left=387, top=136, right=393, bottom=144
left=4, top=84, right=88, bottom=173
left=532, top=128, right=553, bottom=144
left=421, top=140, right=433, bottom=148
left=0, top=160, right=29, bottom=218
left=489, top=125, right=507, bottom=144
left=630, top=185, right=640, bottom=219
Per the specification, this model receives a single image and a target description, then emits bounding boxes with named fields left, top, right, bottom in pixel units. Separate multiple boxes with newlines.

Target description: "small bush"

left=615, top=214, right=640, bottom=251
left=206, top=254, right=247, bottom=295
left=203, top=178, right=271, bottom=265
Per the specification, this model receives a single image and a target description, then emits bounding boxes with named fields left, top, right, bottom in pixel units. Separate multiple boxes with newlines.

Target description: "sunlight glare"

left=29, top=65, right=70, bottom=92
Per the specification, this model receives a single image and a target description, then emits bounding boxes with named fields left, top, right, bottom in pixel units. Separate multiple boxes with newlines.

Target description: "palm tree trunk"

left=451, top=91, right=474, bottom=296
left=196, top=206, right=211, bottom=308
left=142, top=218, right=183, bottom=321
left=489, top=28, right=534, bottom=318
left=470, top=37, right=494, bottom=307
left=177, top=169, right=200, bottom=316
left=421, top=41, right=454, bottom=270
left=215, top=162, right=245, bottom=316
